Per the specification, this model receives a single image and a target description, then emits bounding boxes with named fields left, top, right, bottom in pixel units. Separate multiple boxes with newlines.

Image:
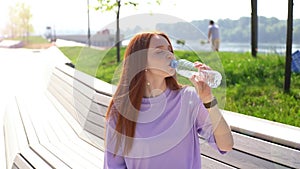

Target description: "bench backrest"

left=47, top=65, right=114, bottom=151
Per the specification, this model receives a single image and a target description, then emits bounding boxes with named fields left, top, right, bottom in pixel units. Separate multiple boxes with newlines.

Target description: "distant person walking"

left=207, top=20, right=220, bottom=51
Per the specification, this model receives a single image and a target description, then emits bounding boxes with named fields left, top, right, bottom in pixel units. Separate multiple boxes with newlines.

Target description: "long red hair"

left=105, top=31, right=182, bottom=155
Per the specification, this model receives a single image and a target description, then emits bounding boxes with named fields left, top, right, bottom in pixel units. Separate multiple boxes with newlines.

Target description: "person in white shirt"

left=207, top=20, right=220, bottom=52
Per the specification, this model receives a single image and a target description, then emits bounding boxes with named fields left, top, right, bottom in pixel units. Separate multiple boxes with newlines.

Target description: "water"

left=172, top=40, right=300, bottom=54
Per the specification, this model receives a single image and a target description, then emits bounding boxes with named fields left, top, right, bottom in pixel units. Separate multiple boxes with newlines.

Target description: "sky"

left=0, top=0, right=299, bottom=35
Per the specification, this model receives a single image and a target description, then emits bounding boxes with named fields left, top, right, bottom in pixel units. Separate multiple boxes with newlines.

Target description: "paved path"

left=0, top=45, right=71, bottom=169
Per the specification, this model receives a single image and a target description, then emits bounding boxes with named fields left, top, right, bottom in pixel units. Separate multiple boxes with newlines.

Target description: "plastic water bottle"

left=170, top=59, right=222, bottom=88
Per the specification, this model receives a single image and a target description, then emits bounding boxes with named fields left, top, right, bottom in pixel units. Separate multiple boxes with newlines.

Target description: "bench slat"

left=86, top=111, right=106, bottom=128
left=16, top=96, right=72, bottom=169
left=48, top=75, right=92, bottom=119
left=49, top=109, right=104, bottom=164
left=38, top=99, right=103, bottom=166
left=200, top=139, right=291, bottom=169
left=20, top=148, right=53, bottom=169
left=93, top=91, right=112, bottom=107
left=90, top=101, right=107, bottom=117
left=222, top=110, right=300, bottom=150
left=13, top=154, right=33, bottom=169
left=3, top=99, right=28, bottom=168
left=48, top=85, right=87, bottom=127
left=50, top=74, right=93, bottom=112
left=46, top=89, right=105, bottom=153
left=84, top=120, right=105, bottom=140
left=56, top=64, right=114, bottom=96
left=81, top=130, right=105, bottom=151
left=232, top=132, right=300, bottom=168
left=21, top=94, right=100, bottom=169
left=201, top=155, right=237, bottom=169
left=53, top=67, right=95, bottom=100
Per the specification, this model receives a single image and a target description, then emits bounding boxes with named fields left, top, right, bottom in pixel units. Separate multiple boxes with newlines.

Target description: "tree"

left=4, top=2, right=33, bottom=40
left=96, top=0, right=161, bottom=62
left=251, top=0, right=258, bottom=57
left=284, top=0, right=294, bottom=93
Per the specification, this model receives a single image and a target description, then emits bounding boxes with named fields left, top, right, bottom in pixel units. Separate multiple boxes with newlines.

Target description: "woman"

left=104, top=31, right=233, bottom=169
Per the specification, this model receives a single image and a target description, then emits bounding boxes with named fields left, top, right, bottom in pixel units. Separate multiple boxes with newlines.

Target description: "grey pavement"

left=0, top=43, right=73, bottom=168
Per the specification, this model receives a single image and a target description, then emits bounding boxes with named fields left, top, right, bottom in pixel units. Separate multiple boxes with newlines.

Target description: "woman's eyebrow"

left=155, top=45, right=171, bottom=49
left=154, top=45, right=165, bottom=49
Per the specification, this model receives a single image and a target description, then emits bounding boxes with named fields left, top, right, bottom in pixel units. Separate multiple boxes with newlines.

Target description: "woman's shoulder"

left=180, top=86, right=197, bottom=94
left=178, top=86, right=200, bottom=100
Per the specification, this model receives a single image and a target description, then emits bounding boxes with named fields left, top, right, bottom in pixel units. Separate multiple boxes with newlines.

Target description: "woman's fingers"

left=194, top=62, right=211, bottom=70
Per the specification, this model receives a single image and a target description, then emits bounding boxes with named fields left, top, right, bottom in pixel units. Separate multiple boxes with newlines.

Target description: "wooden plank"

left=201, top=155, right=237, bottom=169
left=48, top=84, right=89, bottom=128
left=33, top=101, right=101, bottom=169
left=86, top=111, right=106, bottom=128
left=3, top=98, right=29, bottom=168
left=41, top=141, right=90, bottom=169
left=48, top=76, right=92, bottom=118
left=49, top=74, right=93, bottom=110
left=84, top=120, right=105, bottom=140
left=20, top=148, right=53, bottom=169
left=23, top=96, right=93, bottom=169
left=48, top=107, right=104, bottom=164
left=222, top=110, right=300, bottom=149
left=199, top=138, right=291, bottom=169
left=232, top=132, right=300, bottom=168
left=93, top=92, right=112, bottom=107
left=47, top=85, right=86, bottom=127
left=80, top=130, right=105, bottom=151
left=47, top=84, right=89, bottom=127
left=16, top=96, right=72, bottom=169
left=13, top=154, right=33, bottom=169
left=52, top=68, right=95, bottom=100
left=30, top=143, right=71, bottom=169
left=46, top=89, right=105, bottom=156
left=89, top=101, right=107, bottom=117
left=55, top=65, right=114, bottom=96
left=45, top=90, right=83, bottom=137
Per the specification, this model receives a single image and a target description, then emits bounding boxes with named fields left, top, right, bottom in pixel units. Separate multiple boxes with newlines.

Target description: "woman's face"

left=147, top=35, right=176, bottom=77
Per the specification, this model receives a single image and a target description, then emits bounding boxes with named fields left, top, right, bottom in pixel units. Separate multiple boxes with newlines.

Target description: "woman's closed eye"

left=155, top=49, right=164, bottom=54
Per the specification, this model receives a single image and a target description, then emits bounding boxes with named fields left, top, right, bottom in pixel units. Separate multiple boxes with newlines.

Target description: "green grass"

left=12, top=36, right=49, bottom=43
left=10, top=36, right=51, bottom=48
left=59, top=46, right=300, bottom=127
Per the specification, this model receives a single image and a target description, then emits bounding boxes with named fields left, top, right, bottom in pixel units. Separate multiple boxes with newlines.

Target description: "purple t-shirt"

left=104, top=86, right=225, bottom=169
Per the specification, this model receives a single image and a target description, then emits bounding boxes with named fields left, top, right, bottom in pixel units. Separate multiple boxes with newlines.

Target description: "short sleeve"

left=183, top=87, right=227, bottom=154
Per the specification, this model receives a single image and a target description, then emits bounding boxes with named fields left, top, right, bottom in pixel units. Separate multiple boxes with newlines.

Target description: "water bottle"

left=170, top=59, right=222, bottom=88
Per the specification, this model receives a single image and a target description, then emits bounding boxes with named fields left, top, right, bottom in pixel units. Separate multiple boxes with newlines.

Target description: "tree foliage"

left=95, top=0, right=161, bottom=62
left=95, top=0, right=138, bottom=12
left=3, top=2, right=33, bottom=39
left=155, top=17, right=300, bottom=44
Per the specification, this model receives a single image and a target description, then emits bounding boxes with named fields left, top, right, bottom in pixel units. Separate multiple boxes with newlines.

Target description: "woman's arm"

left=190, top=62, right=234, bottom=151
left=203, top=97, right=234, bottom=151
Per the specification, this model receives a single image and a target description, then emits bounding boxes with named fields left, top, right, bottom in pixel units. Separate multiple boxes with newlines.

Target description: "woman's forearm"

left=207, top=105, right=234, bottom=151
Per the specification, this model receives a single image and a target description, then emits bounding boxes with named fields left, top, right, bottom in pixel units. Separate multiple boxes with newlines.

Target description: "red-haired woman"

left=104, top=31, right=233, bottom=169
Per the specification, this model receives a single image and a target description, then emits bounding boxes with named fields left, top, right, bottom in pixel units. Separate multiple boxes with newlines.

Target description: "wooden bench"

left=4, top=63, right=300, bottom=169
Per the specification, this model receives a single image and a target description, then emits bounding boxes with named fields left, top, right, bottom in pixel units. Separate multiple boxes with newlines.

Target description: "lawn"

left=59, top=46, right=300, bottom=127
left=11, top=35, right=52, bottom=48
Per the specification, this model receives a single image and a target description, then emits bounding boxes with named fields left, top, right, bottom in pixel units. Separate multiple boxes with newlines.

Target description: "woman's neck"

left=144, top=77, right=167, bottom=98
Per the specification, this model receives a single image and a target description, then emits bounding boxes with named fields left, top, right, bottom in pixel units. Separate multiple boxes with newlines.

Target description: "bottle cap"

left=170, top=59, right=178, bottom=68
